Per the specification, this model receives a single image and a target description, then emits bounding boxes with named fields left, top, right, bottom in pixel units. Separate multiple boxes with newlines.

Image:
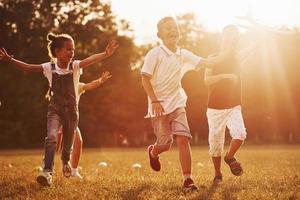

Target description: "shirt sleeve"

left=181, top=50, right=203, bottom=74
left=141, top=48, right=158, bottom=77
left=41, top=62, right=51, bottom=85
left=72, top=60, right=82, bottom=74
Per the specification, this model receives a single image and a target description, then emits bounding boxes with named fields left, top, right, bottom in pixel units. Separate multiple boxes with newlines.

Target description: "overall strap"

left=51, top=63, right=55, bottom=71
left=69, top=61, right=73, bottom=70
left=47, top=62, right=56, bottom=101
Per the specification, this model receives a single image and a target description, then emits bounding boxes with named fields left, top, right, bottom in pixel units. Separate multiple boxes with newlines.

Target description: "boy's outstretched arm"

left=79, top=40, right=119, bottom=69
left=204, top=68, right=238, bottom=86
left=197, top=46, right=233, bottom=69
left=0, top=48, right=43, bottom=72
left=82, top=71, right=112, bottom=92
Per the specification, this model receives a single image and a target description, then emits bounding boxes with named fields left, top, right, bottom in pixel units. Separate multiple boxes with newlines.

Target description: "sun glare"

left=111, top=0, right=300, bottom=44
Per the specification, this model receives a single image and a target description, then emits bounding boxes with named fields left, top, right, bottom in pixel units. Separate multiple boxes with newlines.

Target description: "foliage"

left=0, top=2, right=300, bottom=148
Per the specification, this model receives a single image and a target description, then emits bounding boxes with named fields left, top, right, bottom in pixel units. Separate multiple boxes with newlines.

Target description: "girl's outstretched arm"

left=79, top=40, right=119, bottom=69
left=82, top=71, right=112, bottom=92
left=0, top=48, right=43, bottom=72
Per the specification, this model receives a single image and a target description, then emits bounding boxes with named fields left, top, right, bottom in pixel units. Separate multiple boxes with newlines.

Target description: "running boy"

left=0, top=33, right=118, bottom=186
left=141, top=16, right=232, bottom=190
left=204, top=25, right=251, bottom=184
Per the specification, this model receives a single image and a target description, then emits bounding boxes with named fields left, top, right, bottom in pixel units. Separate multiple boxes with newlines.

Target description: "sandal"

left=224, top=156, right=243, bottom=176
left=213, top=175, right=223, bottom=185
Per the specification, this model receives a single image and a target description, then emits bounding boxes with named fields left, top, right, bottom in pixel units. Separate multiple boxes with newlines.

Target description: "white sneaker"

left=71, top=168, right=83, bottom=179
left=36, top=171, right=53, bottom=186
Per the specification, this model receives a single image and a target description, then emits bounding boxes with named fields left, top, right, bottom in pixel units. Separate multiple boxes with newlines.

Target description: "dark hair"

left=222, top=24, right=238, bottom=34
left=47, top=33, right=74, bottom=59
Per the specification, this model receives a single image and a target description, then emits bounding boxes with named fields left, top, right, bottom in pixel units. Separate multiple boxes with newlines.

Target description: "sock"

left=71, top=168, right=78, bottom=175
left=183, top=174, right=191, bottom=181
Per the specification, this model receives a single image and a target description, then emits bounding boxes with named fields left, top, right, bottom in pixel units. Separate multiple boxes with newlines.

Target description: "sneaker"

left=147, top=145, right=161, bottom=171
left=36, top=171, right=53, bottom=186
left=213, top=175, right=223, bottom=185
left=62, top=162, right=72, bottom=178
left=183, top=178, right=199, bottom=191
left=71, top=168, right=83, bottom=179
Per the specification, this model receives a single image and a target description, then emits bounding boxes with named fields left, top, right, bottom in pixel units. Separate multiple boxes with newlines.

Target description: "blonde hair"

left=157, top=16, right=177, bottom=32
left=46, top=33, right=74, bottom=59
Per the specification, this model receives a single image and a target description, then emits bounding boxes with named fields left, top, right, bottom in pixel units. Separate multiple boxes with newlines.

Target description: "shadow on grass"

left=190, top=180, right=243, bottom=200
left=119, top=183, right=152, bottom=200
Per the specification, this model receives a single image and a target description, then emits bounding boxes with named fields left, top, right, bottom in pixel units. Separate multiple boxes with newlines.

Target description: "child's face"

left=158, top=20, right=179, bottom=46
left=221, top=27, right=239, bottom=50
left=56, top=40, right=74, bottom=63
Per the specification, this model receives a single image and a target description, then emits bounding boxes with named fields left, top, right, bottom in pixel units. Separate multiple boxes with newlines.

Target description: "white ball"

left=98, top=162, right=108, bottom=167
left=131, top=163, right=142, bottom=169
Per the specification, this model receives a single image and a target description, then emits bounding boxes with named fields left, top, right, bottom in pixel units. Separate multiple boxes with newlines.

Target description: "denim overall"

left=43, top=62, right=78, bottom=172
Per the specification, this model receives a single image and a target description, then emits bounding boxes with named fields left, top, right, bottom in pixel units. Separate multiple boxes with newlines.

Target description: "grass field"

left=0, top=145, right=299, bottom=200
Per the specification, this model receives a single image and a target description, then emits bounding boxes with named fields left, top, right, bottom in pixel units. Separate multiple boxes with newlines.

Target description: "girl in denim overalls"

left=0, top=33, right=118, bottom=186
left=55, top=71, right=112, bottom=179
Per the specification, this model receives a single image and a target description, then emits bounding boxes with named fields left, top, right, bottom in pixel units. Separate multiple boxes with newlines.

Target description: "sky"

left=110, top=0, right=300, bottom=44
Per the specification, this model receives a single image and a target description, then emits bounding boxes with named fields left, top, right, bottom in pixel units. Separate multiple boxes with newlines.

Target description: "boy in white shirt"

left=141, top=16, right=232, bottom=190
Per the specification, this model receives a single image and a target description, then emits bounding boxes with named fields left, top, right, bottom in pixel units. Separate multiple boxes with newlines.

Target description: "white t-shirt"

left=141, top=44, right=202, bottom=117
left=42, top=60, right=83, bottom=102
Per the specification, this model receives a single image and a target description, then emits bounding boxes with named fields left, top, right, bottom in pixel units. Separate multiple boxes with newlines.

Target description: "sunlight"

left=110, top=0, right=300, bottom=44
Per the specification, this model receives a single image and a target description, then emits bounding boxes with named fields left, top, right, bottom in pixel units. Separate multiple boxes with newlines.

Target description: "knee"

left=209, top=146, right=223, bottom=157
left=176, top=135, right=189, bottom=147
left=45, top=136, right=57, bottom=145
left=46, top=130, right=58, bottom=143
left=156, top=135, right=173, bottom=151
left=232, top=132, right=247, bottom=141
left=208, top=137, right=224, bottom=157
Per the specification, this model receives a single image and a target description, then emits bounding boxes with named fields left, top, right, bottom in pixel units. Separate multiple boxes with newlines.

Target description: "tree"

left=0, top=0, right=139, bottom=148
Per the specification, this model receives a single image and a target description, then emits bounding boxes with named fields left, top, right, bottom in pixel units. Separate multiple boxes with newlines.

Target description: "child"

left=141, top=16, right=232, bottom=190
left=55, top=71, right=112, bottom=179
left=204, top=25, right=251, bottom=184
left=0, top=33, right=118, bottom=186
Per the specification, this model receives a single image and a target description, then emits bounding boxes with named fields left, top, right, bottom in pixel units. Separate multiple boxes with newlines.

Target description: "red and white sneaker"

left=183, top=178, right=199, bottom=191
left=147, top=145, right=161, bottom=171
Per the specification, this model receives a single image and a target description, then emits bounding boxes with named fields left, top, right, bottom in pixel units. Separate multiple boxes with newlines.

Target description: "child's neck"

left=57, top=60, right=69, bottom=69
left=163, top=42, right=177, bottom=53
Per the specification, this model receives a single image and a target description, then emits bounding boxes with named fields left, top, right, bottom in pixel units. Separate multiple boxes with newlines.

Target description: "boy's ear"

left=157, top=31, right=162, bottom=39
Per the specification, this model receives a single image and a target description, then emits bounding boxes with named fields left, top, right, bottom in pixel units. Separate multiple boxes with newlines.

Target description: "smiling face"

left=55, top=40, right=74, bottom=64
left=157, top=17, right=180, bottom=51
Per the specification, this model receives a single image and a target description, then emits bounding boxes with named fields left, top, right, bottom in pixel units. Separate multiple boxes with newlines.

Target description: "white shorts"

left=207, top=105, right=247, bottom=157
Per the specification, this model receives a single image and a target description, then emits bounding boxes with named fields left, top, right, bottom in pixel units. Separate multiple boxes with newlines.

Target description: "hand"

left=98, top=71, right=112, bottom=84
left=224, top=74, right=239, bottom=83
left=0, top=48, right=13, bottom=61
left=152, top=102, right=165, bottom=117
left=105, top=40, right=119, bottom=57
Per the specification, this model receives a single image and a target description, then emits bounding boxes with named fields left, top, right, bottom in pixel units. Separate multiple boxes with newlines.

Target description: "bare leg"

left=212, top=156, right=222, bottom=176
left=225, top=139, right=243, bottom=159
left=176, top=136, right=192, bottom=176
left=71, top=129, right=82, bottom=168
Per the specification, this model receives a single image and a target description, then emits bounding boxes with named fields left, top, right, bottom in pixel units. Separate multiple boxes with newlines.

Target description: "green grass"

left=0, top=145, right=299, bottom=200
